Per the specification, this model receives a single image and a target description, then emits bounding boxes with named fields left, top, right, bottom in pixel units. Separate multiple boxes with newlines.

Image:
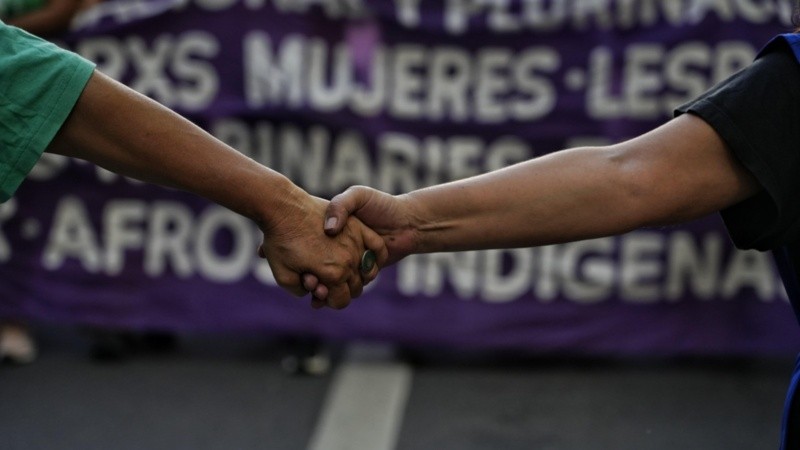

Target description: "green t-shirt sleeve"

left=0, top=22, right=95, bottom=202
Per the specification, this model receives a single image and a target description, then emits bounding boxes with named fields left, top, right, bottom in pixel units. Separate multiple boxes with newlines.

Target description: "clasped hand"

left=257, top=193, right=388, bottom=309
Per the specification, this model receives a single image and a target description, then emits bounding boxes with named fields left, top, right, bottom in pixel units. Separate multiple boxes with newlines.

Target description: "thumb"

left=324, top=186, right=371, bottom=236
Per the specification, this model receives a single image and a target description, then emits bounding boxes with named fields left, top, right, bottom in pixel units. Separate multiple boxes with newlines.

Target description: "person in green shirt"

left=0, top=23, right=384, bottom=313
left=0, top=1, right=85, bottom=363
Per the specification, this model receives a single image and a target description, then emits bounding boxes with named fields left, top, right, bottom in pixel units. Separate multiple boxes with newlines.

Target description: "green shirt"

left=0, top=0, right=47, bottom=20
left=0, top=22, right=95, bottom=202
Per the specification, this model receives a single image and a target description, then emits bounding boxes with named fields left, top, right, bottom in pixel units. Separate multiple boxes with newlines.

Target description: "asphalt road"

left=1, top=326, right=793, bottom=450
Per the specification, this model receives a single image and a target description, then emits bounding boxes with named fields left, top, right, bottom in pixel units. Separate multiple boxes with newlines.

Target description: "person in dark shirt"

left=319, top=27, right=800, bottom=450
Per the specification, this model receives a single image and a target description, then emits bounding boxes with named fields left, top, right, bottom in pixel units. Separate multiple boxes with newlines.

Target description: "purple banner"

left=2, top=0, right=799, bottom=356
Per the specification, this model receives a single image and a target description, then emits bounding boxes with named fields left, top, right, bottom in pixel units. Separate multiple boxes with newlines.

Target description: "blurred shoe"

left=0, top=323, right=37, bottom=365
left=87, top=328, right=178, bottom=362
left=140, top=331, right=178, bottom=354
left=87, top=328, right=137, bottom=362
left=281, top=338, right=331, bottom=376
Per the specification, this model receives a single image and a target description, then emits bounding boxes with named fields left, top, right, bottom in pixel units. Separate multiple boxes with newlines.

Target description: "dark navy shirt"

left=676, top=34, right=800, bottom=449
left=676, top=35, right=800, bottom=319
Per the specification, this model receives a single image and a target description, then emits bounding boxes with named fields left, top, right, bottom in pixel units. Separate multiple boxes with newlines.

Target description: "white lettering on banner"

left=243, top=32, right=306, bottom=109
left=40, top=197, right=278, bottom=285
left=587, top=41, right=754, bottom=120
left=620, top=232, right=664, bottom=303
left=145, top=202, right=195, bottom=278
left=309, top=38, right=355, bottom=112
left=687, top=0, right=736, bottom=22
left=396, top=231, right=784, bottom=304
left=665, top=231, right=723, bottom=301
left=735, top=0, right=785, bottom=23
left=242, top=33, right=759, bottom=122
left=72, top=0, right=160, bottom=28
left=63, top=31, right=761, bottom=124
left=534, top=245, right=560, bottom=301
left=475, top=48, right=513, bottom=123
left=73, top=0, right=366, bottom=27
left=328, top=131, right=374, bottom=193
left=440, top=0, right=793, bottom=34
left=390, top=44, right=426, bottom=119
left=43, top=197, right=103, bottom=273
left=215, top=123, right=375, bottom=194
left=560, top=238, right=615, bottom=303
left=38, top=2, right=787, bottom=311
left=104, top=200, right=147, bottom=276
left=427, top=47, right=471, bottom=121
left=721, top=247, right=776, bottom=299
left=395, top=0, right=424, bottom=27
left=74, top=33, right=220, bottom=111
left=195, top=208, right=255, bottom=283
left=398, top=252, right=481, bottom=298
left=482, top=249, right=535, bottom=303
left=243, top=33, right=559, bottom=122
left=0, top=199, right=17, bottom=263
left=69, top=0, right=792, bottom=29
left=172, top=33, right=221, bottom=109
left=378, top=133, right=423, bottom=194
left=28, top=198, right=783, bottom=304
left=210, top=120, right=533, bottom=195
left=279, top=125, right=331, bottom=194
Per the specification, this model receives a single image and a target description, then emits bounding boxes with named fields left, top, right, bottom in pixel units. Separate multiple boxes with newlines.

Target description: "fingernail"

left=325, top=217, right=338, bottom=230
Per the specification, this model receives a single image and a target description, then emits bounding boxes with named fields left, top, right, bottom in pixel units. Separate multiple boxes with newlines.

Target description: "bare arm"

left=7, top=0, right=80, bottom=36
left=324, top=114, right=759, bottom=263
left=48, top=70, right=386, bottom=308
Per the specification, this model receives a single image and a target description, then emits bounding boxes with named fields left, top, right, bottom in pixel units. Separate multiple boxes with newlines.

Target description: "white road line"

left=307, top=345, right=413, bottom=450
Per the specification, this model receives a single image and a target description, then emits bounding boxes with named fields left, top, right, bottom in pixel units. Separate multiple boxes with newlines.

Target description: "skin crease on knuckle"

left=317, top=263, right=347, bottom=285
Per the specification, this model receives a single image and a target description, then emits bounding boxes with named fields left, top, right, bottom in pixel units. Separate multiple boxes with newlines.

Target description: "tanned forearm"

left=406, top=147, right=644, bottom=253
left=404, top=114, right=759, bottom=254
left=47, top=70, right=388, bottom=307
left=47, top=70, right=304, bottom=233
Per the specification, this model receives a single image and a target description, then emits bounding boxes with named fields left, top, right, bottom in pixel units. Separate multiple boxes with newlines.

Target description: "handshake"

left=256, top=185, right=413, bottom=311
left=49, top=71, right=748, bottom=315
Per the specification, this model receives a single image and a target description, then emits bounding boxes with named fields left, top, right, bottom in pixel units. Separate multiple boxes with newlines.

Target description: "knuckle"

left=319, top=266, right=346, bottom=283
left=274, top=272, right=298, bottom=289
left=349, top=281, right=364, bottom=299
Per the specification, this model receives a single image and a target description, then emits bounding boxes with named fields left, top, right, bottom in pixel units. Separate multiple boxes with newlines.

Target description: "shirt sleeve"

left=0, top=22, right=95, bottom=202
left=675, top=38, right=800, bottom=251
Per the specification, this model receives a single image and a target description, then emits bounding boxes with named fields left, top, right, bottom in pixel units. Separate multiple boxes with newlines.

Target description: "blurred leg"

left=0, top=321, right=37, bottom=365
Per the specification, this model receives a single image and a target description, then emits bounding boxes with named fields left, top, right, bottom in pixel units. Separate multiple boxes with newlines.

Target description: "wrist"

left=253, top=174, right=310, bottom=234
left=398, top=192, right=430, bottom=255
